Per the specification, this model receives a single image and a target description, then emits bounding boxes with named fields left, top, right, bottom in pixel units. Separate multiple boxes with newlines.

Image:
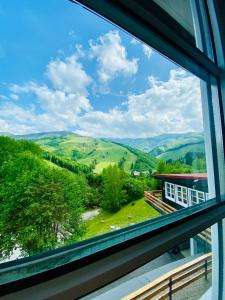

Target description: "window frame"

left=1, top=0, right=225, bottom=298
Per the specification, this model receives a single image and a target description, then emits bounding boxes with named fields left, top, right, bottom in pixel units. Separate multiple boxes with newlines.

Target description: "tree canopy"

left=0, top=137, right=87, bottom=258
left=101, top=165, right=127, bottom=212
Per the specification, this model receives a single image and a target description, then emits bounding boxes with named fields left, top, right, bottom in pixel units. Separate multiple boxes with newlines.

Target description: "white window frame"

left=165, top=182, right=208, bottom=208
left=175, top=184, right=189, bottom=208
left=189, top=188, right=206, bottom=206
left=165, top=182, right=175, bottom=202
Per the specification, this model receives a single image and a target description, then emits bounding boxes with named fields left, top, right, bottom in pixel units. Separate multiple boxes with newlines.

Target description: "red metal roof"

left=154, top=173, right=208, bottom=180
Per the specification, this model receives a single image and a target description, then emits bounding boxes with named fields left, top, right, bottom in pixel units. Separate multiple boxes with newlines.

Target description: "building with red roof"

left=154, top=173, right=209, bottom=208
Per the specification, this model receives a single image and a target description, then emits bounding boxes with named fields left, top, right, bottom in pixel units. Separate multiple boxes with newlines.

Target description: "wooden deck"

left=122, top=253, right=212, bottom=300
left=144, top=191, right=211, bottom=245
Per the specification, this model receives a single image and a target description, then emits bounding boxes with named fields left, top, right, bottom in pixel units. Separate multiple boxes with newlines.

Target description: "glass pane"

left=153, top=0, right=214, bottom=61
left=0, top=0, right=212, bottom=270
left=82, top=226, right=212, bottom=300
left=154, top=0, right=195, bottom=37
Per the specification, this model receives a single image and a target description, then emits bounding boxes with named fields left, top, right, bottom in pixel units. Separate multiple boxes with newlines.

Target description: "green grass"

left=82, top=198, right=161, bottom=240
left=158, top=142, right=205, bottom=161
left=35, top=134, right=137, bottom=173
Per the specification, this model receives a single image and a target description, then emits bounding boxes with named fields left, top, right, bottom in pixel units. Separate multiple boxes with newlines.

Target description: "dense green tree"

left=192, top=158, right=206, bottom=172
left=101, top=165, right=127, bottom=212
left=0, top=142, right=87, bottom=259
left=118, top=156, right=126, bottom=169
left=0, top=136, right=42, bottom=167
left=155, top=160, right=192, bottom=174
left=44, top=152, right=90, bottom=174
left=184, top=151, right=194, bottom=166
left=85, top=187, right=102, bottom=208
left=123, top=178, right=144, bottom=202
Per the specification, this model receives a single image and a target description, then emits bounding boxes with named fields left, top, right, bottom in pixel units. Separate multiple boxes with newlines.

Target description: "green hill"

left=148, top=132, right=205, bottom=162
left=156, top=141, right=205, bottom=161
left=111, top=132, right=204, bottom=153
left=112, top=142, right=157, bottom=172
left=13, top=132, right=157, bottom=173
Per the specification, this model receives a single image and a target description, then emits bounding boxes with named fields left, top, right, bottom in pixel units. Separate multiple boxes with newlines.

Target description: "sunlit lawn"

left=82, top=198, right=161, bottom=240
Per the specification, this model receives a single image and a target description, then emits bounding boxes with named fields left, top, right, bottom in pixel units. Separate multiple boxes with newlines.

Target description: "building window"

left=165, top=182, right=175, bottom=202
left=189, top=189, right=206, bottom=205
left=176, top=185, right=188, bottom=207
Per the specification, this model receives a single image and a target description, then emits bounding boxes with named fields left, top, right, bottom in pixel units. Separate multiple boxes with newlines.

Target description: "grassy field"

left=82, top=198, right=161, bottom=240
left=158, top=142, right=205, bottom=161
left=36, top=134, right=137, bottom=173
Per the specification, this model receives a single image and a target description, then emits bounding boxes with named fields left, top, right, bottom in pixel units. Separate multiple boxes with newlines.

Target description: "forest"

left=0, top=135, right=202, bottom=260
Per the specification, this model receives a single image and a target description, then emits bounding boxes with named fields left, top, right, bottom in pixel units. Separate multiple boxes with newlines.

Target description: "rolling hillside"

left=150, top=133, right=205, bottom=163
left=157, top=141, right=205, bottom=161
left=111, top=132, right=204, bottom=153
left=112, top=132, right=205, bottom=164
left=1, top=131, right=205, bottom=172
left=8, top=132, right=157, bottom=173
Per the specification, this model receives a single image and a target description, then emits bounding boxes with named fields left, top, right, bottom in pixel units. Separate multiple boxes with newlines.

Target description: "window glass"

left=153, top=0, right=214, bottom=61
left=154, top=0, right=195, bottom=37
left=0, top=0, right=211, bottom=265
left=82, top=225, right=212, bottom=300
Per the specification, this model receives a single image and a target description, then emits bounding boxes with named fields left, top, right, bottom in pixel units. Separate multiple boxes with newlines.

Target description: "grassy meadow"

left=82, top=198, right=161, bottom=239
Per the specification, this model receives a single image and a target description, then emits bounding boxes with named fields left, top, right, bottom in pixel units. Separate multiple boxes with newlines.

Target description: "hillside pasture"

left=82, top=198, right=161, bottom=239
left=36, top=134, right=138, bottom=173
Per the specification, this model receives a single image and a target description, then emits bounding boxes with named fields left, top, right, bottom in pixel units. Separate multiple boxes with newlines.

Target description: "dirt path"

left=82, top=209, right=100, bottom=221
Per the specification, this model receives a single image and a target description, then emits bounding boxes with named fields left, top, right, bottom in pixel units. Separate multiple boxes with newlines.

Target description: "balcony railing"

left=123, top=253, right=212, bottom=300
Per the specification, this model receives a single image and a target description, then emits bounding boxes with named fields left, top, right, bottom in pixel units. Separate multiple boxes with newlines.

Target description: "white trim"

left=175, top=184, right=189, bottom=208
left=189, top=188, right=205, bottom=205
left=164, top=181, right=208, bottom=208
left=165, top=182, right=175, bottom=202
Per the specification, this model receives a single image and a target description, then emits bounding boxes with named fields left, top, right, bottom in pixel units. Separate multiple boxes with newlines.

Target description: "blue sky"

left=0, top=0, right=203, bottom=138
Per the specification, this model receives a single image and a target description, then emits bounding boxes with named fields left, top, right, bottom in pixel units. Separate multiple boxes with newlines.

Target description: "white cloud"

left=89, top=30, right=138, bottom=85
left=6, top=51, right=93, bottom=134
left=142, top=44, right=153, bottom=59
left=75, top=44, right=85, bottom=58
left=11, top=82, right=92, bottom=129
left=77, top=69, right=203, bottom=138
left=0, top=103, right=68, bottom=134
left=2, top=39, right=202, bottom=138
left=46, top=55, right=91, bottom=95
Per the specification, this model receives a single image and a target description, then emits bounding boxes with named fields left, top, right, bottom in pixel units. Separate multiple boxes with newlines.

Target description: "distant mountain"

left=7, top=131, right=157, bottom=173
left=12, top=131, right=74, bottom=140
left=111, top=132, right=204, bottom=153
left=111, top=132, right=205, bottom=166
left=0, top=132, right=13, bottom=137
left=148, top=133, right=205, bottom=165
left=1, top=131, right=204, bottom=171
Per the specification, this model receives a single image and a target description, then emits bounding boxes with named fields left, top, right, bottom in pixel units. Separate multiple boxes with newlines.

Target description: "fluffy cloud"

left=46, top=55, right=91, bottom=95
left=3, top=68, right=202, bottom=137
left=77, top=69, right=203, bottom=138
left=0, top=103, right=69, bottom=134
left=142, top=44, right=153, bottom=59
left=5, top=52, right=93, bottom=134
left=10, top=81, right=92, bottom=131
left=13, top=83, right=91, bottom=116
left=89, top=31, right=138, bottom=84
left=1, top=27, right=202, bottom=139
